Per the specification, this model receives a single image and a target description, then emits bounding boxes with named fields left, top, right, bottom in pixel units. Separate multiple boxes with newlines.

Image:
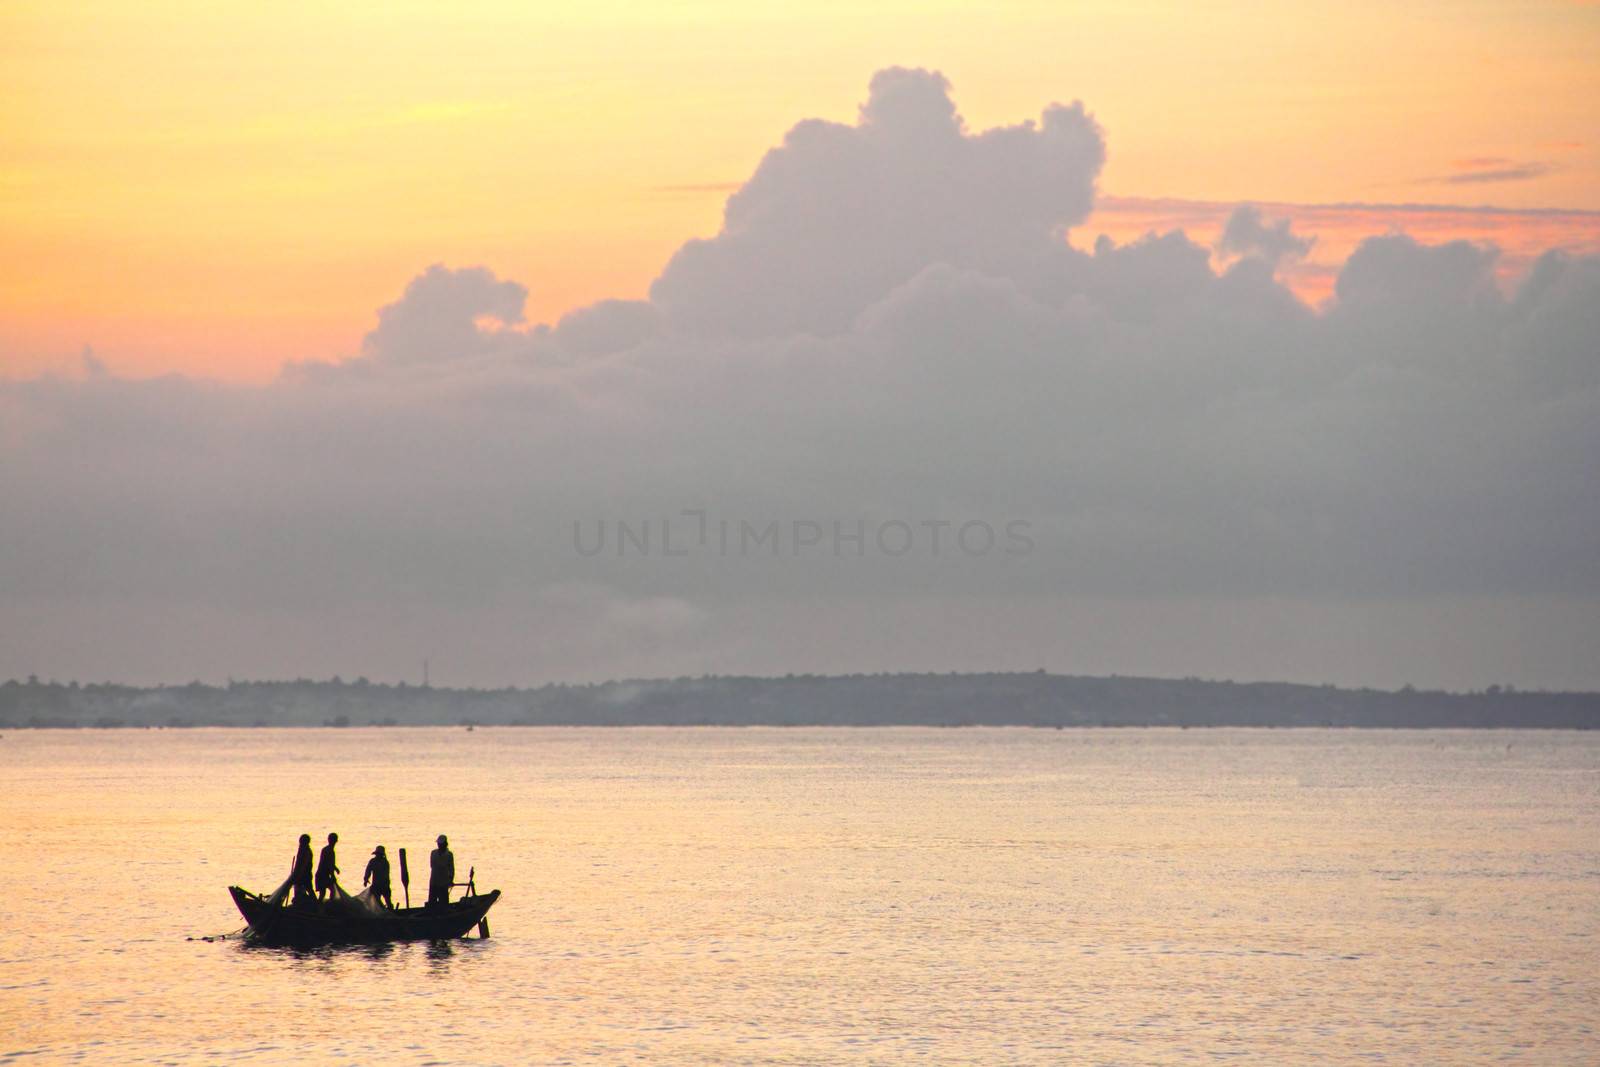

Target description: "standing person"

left=364, top=845, right=393, bottom=909
left=315, top=832, right=341, bottom=900
left=289, top=834, right=315, bottom=905
left=428, top=834, right=455, bottom=906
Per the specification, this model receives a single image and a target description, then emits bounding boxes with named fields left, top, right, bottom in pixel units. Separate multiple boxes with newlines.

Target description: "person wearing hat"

left=363, top=844, right=393, bottom=909
left=428, top=834, right=455, bottom=907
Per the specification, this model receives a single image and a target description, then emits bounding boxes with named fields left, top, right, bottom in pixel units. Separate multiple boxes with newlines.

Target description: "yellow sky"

left=3, top=0, right=1597, bottom=380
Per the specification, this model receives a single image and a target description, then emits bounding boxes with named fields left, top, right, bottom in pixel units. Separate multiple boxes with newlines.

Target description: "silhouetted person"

left=315, top=832, right=340, bottom=900
left=364, top=845, right=393, bottom=909
left=428, top=834, right=455, bottom=906
left=289, top=833, right=314, bottom=904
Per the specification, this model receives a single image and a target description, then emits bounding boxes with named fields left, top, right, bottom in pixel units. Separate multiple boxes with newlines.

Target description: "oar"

left=398, top=847, right=411, bottom=909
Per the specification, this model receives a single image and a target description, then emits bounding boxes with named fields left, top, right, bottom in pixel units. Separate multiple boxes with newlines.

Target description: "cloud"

left=649, top=66, right=1105, bottom=336
left=1331, top=235, right=1501, bottom=317
left=358, top=263, right=531, bottom=366
left=1215, top=204, right=1314, bottom=268
left=1090, top=195, right=1600, bottom=306
left=1441, top=165, right=1554, bottom=185
left=2, top=69, right=1598, bottom=687
left=551, top=299, right=660, bottom=359
left=1426, top=160, right=1556, bottom=185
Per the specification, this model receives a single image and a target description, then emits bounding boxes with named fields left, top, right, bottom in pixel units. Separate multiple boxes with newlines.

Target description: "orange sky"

left=3, top=0, right=1598, bottom=381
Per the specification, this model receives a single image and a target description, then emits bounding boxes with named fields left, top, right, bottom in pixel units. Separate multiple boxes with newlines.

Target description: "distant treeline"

left=2, top=672, right=1596, bottom=729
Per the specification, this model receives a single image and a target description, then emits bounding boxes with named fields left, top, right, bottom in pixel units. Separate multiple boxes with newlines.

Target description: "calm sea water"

left=1, top=727, right=1596, bottom=1064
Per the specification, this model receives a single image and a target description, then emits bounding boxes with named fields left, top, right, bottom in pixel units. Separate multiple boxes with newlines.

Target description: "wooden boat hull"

left=229, top=885, right=500, bottom=947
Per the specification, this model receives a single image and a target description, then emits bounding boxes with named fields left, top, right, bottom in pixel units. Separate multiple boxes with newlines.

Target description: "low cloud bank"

left=3, top=69, right=1597, bottom=686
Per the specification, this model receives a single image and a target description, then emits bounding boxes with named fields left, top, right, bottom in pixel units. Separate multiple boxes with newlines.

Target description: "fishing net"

left=193, top=853, right=398, bottom=943
left=334, top=883, right=387, bottom=914
left=260, top=874, right=383, bottom=914
left=262, top=870, right=296, bottom=908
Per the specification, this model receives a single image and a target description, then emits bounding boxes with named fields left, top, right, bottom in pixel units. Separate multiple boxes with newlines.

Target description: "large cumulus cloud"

left=2, top=69, right=1597, bottom=687
left=650, top=67, right=1105, bottom=336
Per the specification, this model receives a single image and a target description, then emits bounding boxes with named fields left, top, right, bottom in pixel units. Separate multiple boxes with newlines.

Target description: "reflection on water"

left=232, top=929, right=483, bottom=973
left=2, top=727, right=1597, bottom=1064
left=425, top=939, right=455, bottom=970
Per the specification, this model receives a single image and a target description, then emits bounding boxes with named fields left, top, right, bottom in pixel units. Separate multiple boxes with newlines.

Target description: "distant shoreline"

left=4, top=672, right=1596, bottom=730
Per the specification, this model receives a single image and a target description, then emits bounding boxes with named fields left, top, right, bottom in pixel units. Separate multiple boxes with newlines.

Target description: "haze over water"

left=2, top=727, right=1597, bottom=1064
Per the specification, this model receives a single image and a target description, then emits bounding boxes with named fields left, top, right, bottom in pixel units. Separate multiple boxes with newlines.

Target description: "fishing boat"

left=228, top=884, right=500, bottom=947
